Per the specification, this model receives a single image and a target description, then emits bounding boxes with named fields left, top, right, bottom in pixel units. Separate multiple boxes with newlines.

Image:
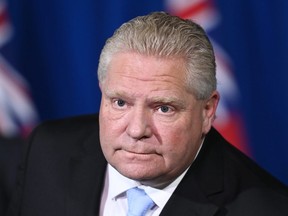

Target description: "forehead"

left=101, top=52, right=198, bottom=107
left=105, top=52, right=187, bottom=83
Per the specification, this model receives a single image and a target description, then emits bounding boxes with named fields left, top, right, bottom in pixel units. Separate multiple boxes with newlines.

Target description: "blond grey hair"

left=98, top=11, right=216, bottom=100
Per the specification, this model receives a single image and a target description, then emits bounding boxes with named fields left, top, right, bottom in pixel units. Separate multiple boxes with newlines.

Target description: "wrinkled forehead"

left=105, top=52, right=188, bottom=82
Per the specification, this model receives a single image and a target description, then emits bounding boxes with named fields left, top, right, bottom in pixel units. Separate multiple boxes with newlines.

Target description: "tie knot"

left=126, top=187, right=155, bottom=216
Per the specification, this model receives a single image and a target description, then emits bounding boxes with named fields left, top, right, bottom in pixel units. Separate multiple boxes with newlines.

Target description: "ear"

left=99, top=82, right=103, bottom=92
left=202, top=91, right=220, bottom=135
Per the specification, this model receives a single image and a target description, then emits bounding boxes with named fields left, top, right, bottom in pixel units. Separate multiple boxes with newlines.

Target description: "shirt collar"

left=107, top=165, right=140, bottom=200
left=107, top=163, right=189, bottom=209
left=138, top=167, right=189, bottom=209
left=106, top=138, right=204, bottom=208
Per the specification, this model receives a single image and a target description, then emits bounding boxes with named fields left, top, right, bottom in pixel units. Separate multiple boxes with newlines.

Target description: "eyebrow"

left=103, top=88, right=187, bottom=109
left=147, top=96, right=186, bottom=109
left=103, top=89, right=132, bottom=99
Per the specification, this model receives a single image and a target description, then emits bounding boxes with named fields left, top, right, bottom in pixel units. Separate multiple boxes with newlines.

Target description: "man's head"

left=98, top=11, right=216, bottom=100
left=98, top=12, right=219, bottom=188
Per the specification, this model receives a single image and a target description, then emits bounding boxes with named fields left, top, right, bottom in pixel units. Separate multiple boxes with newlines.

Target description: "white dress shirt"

left=100, top=164, right=188, bottom=216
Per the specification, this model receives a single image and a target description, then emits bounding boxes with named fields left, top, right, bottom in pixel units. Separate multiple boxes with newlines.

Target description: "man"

left=7, top=12, right=288, bottom=216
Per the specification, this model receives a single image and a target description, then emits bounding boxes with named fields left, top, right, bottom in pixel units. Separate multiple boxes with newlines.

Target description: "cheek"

left=158, top=117, right=197, bottom=142
left=157, top=124, right=187, bottom=154
left=158, top=119, right=202, bottom=156
left=99, top=110, right=127, bottom=153
left=99, top=111, right=117, bottom=154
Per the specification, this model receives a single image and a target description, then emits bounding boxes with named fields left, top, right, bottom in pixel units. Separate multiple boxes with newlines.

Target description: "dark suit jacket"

left=7, top=114, right=288, bottom=216
left=0, top=136, right=23, bottom=216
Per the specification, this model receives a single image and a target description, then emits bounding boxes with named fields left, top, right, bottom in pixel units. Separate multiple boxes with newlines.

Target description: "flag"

left=166, top=0, right=249, bottom=154
left=0, top=0, right=38, bottom=137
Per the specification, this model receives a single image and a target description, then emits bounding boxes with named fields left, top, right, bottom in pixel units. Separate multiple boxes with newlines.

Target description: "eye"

left=114, top=99, right=126, bottom=107
left=158, top=105, right=172, bottom=113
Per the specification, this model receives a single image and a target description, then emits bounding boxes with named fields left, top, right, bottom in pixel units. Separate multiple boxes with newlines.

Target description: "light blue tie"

left=126, top=187, right=155, bottom=216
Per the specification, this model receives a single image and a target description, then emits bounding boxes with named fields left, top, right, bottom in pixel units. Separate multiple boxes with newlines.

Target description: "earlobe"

left=202, top=91, right=220, bottom=134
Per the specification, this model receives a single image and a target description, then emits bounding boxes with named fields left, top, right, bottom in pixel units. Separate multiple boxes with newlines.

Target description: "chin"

left=118, top=164, right=159, bottom=180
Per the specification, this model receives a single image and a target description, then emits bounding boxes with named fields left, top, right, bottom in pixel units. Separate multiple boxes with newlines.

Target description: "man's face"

left=99, top=52, right=219, bottom=188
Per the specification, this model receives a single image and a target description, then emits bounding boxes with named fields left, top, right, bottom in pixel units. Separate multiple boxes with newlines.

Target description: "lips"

left=117, top=148, right=161, bottom=160
left=123, top=149, right=155, bottom=155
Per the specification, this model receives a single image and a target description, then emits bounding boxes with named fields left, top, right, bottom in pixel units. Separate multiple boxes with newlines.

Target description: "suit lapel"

left=160, top=128, right=225, bottom=216
left=66, top=130, right=107, bottom=216
left=160, top=171, right=220, bottom=216
left=160, top=183, right=219, bottom=216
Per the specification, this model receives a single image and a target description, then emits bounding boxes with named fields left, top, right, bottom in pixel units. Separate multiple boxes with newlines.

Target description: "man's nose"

left=126, top=107, right=152, bottom=140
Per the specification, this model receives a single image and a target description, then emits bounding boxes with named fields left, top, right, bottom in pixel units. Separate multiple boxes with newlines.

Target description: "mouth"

left=119, top=149, right=160, bottom=159
left=115, top=145, right=157, bottom=154
left=124, top=149, right=153, bottom=155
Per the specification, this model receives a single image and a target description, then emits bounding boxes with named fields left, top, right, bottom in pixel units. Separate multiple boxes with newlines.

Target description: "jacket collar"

left=160, top=127, right=225, bottom=216
left=67, top=128, right=107, bottom=216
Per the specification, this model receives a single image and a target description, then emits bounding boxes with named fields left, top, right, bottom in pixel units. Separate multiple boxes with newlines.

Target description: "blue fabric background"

left=4, top=0, right=288, bottom=184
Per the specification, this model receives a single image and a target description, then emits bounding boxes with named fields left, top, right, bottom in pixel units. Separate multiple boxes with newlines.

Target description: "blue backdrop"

left=4, top=0, right=288, bottom=184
